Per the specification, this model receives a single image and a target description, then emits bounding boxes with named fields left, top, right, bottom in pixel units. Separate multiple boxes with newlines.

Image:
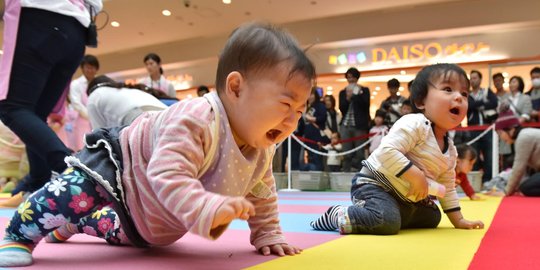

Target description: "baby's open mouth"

left=450, top=107, right=460, bottom=115
left=266, top=129, right=282, bottom=141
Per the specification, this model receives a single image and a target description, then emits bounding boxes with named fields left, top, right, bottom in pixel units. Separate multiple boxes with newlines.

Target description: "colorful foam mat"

left=0, top=192, right=538, bottom=269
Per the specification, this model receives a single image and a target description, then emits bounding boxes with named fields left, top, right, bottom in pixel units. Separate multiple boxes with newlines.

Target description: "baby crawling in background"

left=311, top=63, right=484, bottom=235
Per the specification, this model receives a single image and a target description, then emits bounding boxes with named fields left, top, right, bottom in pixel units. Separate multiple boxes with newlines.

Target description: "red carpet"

left=469, top=196, right=540, bottom=270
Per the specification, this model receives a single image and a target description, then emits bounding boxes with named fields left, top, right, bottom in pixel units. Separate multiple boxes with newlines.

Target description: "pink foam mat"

left=0, top=219, right=341, bottom=270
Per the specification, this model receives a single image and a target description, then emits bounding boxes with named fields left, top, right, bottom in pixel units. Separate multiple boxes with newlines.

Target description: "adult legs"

left=471, top=131, right=493, bottom=183
left=0, top=8, right=86, bottom=193
left=349, top=129, right=367, bottom=171
left=519, top=173, right=540, bottom=196
left=339, top=125, right=355, bottom=172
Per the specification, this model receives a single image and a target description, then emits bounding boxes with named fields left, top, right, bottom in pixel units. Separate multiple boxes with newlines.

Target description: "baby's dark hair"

left=215, top=23, right=316, bottom=92
left=375, top=109, right=386, bottom=119
left=401, top=98, right=412, bottom=108
left=410, top=63, right=470, bottom=113
left=456, top=144, right=477, bottom=161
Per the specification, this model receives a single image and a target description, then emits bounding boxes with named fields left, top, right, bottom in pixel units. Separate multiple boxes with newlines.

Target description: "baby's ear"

left=225, top=71, right=243, bottom=98
left=414, top=99, right=425, bottom=110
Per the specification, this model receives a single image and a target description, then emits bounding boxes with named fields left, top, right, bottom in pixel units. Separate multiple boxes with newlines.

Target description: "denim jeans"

left=345, top=182, right=441, bottom=235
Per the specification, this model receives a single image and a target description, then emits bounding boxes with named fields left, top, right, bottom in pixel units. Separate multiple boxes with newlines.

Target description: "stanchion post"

left=279, top=136, right=299, bottom=192
left=492, top=126, right=499, bottom=179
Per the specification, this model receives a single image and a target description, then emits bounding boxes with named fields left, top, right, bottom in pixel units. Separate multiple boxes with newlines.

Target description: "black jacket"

left=339, top=85, right=371, bottom=131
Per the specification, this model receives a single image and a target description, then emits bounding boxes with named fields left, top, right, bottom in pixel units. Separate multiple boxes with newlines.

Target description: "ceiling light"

left=223, top=0, right=231, bottom=4
left=162, top=10, right=172, bottom=16
left=400, top=70, right=406, bottom=75
left=111, top=21, right=120, bottom=27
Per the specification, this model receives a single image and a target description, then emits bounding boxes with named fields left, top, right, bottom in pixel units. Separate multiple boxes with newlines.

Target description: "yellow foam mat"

left=247, top=195, right=502, bottom=270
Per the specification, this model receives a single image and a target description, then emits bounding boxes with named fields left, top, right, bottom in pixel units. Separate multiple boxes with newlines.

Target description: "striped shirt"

left=118, top=92, right=285, bottom=249
left=364, top=113, right=460, bottom=211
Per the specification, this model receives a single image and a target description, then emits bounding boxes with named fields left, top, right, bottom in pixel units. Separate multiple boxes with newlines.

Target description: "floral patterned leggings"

left=5, top=167, right=128, bottom=246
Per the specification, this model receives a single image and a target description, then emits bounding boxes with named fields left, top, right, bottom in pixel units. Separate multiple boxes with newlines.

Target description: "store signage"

left=329, top=41, right=490, bottom=66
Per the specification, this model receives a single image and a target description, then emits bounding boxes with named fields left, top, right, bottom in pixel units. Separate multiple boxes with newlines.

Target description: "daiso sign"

left=328, top=41, right=491, bottom=67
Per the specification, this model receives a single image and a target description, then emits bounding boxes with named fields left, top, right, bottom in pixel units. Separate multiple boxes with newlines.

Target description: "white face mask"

left=532, top=78, right=540, bottom=88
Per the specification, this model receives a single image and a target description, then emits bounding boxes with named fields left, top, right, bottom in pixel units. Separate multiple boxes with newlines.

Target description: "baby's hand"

left=470, top=194, right=483, bottom=200
left=259, top=244, right=302, bottom=256
left=212, top=197, right=255, bottom=229
left=455, top=218, right=484, bottom=230
left=406, top=177, right=428, bottom=201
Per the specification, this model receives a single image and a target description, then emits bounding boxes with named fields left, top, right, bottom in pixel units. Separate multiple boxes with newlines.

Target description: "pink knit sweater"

left=119, top=93, right=286, bottom=249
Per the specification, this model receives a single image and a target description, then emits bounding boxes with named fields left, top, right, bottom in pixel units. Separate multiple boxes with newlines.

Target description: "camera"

left=183, top=0, right=191, bottom=7
left=86, top=21, right=98, bottom=48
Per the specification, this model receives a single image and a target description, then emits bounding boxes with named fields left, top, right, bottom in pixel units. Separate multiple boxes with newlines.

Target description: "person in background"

left=86, top=75, right=168, bottom=129
left=505, top=76, right=532, bottom=123
left=467, top=70, right=498, bottom=183
left=302, top=88, right=327, bottom=171
left=322, top=94, right=341, bottom=141
left=492, top=72, right=508, bottom=100
left=138, top=53, right=177, bottom=98
left=380, top=78, right=406, bottom=126
left=320, top=132, right=343, bottom=172
left=400, top=98, right=413, bottom=116
left=68, top=54, right=99, bottom=151
left=455, top=144, right=482, bottom=200
left=0, top=0, right=103, bottom=196
left=368, top=109, right=388, bottom=155
left=0, top=22, right=315, bottom=267
left=494, top=109, right=540, bottom=196
left=526, top=67, right=540, bottom=122
left=338, top=67, right=370, bottom=172
left=311, top=63, right=484, bottom=234
left=197, top=85, right=210, bottom=97
left=492, top=72, right=513, bottom=169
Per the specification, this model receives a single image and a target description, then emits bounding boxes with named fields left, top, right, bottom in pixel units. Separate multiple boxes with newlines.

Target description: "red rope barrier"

left=452, top=122, right=540, bottom=131
left=292, top=121, right=540, bottom=146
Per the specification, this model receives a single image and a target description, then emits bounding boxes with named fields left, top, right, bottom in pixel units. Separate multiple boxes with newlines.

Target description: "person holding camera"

left=0, top=0, right=103, bottom=196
